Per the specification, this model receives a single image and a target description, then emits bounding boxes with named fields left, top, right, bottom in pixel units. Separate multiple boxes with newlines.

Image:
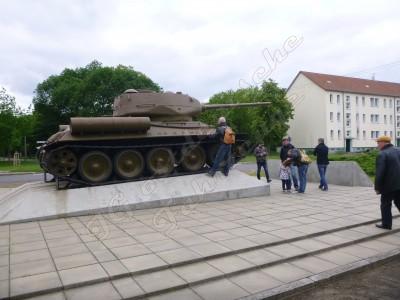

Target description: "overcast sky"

left=1, top=0, right=400, bottom=108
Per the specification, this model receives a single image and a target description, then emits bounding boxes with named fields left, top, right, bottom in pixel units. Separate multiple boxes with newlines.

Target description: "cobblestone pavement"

left=0, top=180, right=399, bottom=299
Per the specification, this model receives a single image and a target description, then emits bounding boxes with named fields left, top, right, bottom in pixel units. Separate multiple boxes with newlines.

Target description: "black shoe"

left=267, top=179, right=272, bottom=183
left=206, top=172, right=215, bottom=177
left=318, top=186, right=323, bottom=190
left=375, top=224, right=392, bottom=230
left=223, top=172, right=229, bottom=177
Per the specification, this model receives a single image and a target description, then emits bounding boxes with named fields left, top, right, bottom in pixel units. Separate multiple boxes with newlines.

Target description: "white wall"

left=287, top=74, right=327, bottom=149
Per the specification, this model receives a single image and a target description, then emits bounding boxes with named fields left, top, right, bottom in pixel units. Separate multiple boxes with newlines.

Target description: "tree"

left=199, top=80, right=293, bottom=151
left=33, top=60, right=161, bottom=140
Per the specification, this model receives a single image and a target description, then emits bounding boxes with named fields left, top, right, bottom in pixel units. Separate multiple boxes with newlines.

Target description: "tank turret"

left=38, top=89, right=271, bottom=188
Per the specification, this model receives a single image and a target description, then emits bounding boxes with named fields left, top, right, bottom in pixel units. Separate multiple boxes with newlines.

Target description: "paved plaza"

left=0, top=181, right=399, bottom=299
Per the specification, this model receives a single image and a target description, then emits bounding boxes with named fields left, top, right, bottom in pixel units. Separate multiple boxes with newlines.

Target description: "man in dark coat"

left=313, top=138, right=329, bottom=191
left=207, top=116, right=231, bottom=177
left=254, top=143, right=272, bottom=182
left=374, top=135, right=400, bottom=230
left=280, top=137, right=298, bottom=190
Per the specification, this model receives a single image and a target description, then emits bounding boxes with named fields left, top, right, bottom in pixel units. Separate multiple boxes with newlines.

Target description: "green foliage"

left=33, top=60, right=161, bottom=140
left=199, top=80, right=293, bottom=150
left=328, top=150, right=378, bottom=176
left=0, top=88, right=35, bottom=157
left=0, top=160, right=41, bottom=172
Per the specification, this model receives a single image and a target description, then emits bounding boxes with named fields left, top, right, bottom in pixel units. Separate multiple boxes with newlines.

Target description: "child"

left=279, top=161, right=292, bottom=192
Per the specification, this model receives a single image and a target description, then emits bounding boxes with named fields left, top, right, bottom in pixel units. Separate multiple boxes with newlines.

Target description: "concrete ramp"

left=0, top=170, right=269, bottom=224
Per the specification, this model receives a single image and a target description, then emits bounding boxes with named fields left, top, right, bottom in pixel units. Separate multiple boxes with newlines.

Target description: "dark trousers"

left=209, top=144, right=232, bottom=175
left=298, top=164, right=309, bottom=193
left=317, top=164, right=328, bottom=190
left=281, top=179, right=291, bottom=190
left=256, top=161, right=270, bottom=180
left=380, top=191, right=400, bottom=228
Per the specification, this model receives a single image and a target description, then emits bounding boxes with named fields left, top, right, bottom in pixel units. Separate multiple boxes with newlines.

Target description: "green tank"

left=38, top=89, right=270, bottom=187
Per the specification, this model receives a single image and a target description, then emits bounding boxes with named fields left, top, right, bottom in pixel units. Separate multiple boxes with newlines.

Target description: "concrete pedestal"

left=0, top=170, right=270, bottom=224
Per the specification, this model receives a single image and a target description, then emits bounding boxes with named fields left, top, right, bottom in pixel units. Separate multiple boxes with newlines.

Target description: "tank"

left=38, top=89, right=270, bottom=187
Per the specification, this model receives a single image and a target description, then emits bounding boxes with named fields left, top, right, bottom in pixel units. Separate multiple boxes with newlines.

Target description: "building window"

left=330, top=130, right=334, bottom=140
left=356, top=129, right=360, bottom=139
left=384, top=130, right=387, bottom=136
left=370, top=98, right=374, bottom=107
left=371, top=131, right=374, bottom=139
left=390, top=115, right=393, bottom=124
left=346, top=130, right=351, bottom=137
left=356, top=113, right=359, bottom=122
left=389, top=99, right=393, bottom=108
left=337, top=112, right=340, bottom=122
left=375, top=98, right=379, bottom=107
left=363, top=114, right=366, bottom=123
left=330, top=112, right=333, bottom=122
left=397, top=99, right=400, bottom=106
left=330, top=94, right=333, bottom=104
left=362, top=97, right=365, bottom=106
left=337, top=95, right=340, bottom=105
left=384, top=99, right=387, bottom=108
left=363, top=130, right=366, bottom=140
left=370, top=114, right=373, bottom=123
left=390, top=131, right=393, bottom=137
left=338, top=130, right=341, bottom=139
left=356, top=96, right=359, bottom=106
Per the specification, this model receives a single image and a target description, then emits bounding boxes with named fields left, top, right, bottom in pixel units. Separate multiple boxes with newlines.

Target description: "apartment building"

left=287, top=71, right=400, bottom=151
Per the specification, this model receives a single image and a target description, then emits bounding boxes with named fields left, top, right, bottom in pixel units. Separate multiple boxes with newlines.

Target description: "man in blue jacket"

left=374, top=135, right=400, bottom=230
left=313, top=138, right=329, bottom=191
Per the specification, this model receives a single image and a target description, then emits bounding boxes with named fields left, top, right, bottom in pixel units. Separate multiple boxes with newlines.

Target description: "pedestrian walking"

left=280, top=137, right=299, bottom=190
left=207, top=116, right=235, bottom=177
left=254, top=143, right=272, bottom=183
left=374, top=135, right=400, bottom=230
left=314, top=138, right=329, bottom=191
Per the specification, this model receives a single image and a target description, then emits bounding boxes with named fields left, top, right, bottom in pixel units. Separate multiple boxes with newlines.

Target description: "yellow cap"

left=376, top=135, right=391, bottom=143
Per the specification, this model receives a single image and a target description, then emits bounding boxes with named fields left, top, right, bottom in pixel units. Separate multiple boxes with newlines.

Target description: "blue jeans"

left=298, top=164, right=309, bottom=193
left=290, top=164, right=299, bottom=189
left=256, top=161, right=270, bottom=180
left=209, top=144, right=232, bottom=175
left=317, top=164, right=328, bottom=190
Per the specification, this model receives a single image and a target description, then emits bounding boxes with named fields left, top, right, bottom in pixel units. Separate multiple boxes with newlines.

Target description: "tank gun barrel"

left=202, top=102, right=271, bottom=111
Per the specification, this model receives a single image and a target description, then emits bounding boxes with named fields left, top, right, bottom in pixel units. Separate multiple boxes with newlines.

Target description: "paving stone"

left=135, top=269, right=186, bottom=292
left=226, top=227, right=262, bottom=237
left=10, top=248, right=51, bottom=265
left=189, top=225, right=219, bottom=234
left=339, top=244, right=380, bottom=259
left=102, top=236, right=137, bottom=249
left=376, top=234, right=400, bottom=246
left=145, top=239, right=182, bottom=252
left=112, top=277, right=144, bottom=298
left=148, top=287, right=202, bottom=300
left=43, top=229, right=77, bottom=240
left=207, top=255, right=254, bottom=273
left=46, top=236, right=82, bottom=248
left=124, top=225, right=156, bottom=236
left=101, top=260, right=129, bottom=277
left=0, top=279, right=8, bottom=299
left=54, top=252, right=97, bottom=270
left=218, top=237, right=258, bottom=251
left=0, top=255, right=8, bottom=267
left=213, top=222, right=242, bottom=230
left=92, top=249, right=117, bottom=262
left=121, top=254, right=167, bottom=273
left=230, top=270, right=283, bottom=293
left=0, top=265, right=8, bottom=281
left=172, top=261, right=223, bottom=283
left=157, top=247, right=201, bottom=264
left=358, top=240, right=400, bottom=252
left=175, top=234, right=211, bottom=247
left=192, top=278, right=249, bottom=300
left=245, top=232, right=282, bottom=245
left=49, top=243, right=88, bottom=258
left=261, top=262, right=313, bottom=283
left=314, top=233, right=353, bottom=245
left=59, top=263, right=108, bottom=287
left=10, top=240, right=48, bottom=254
left=291, top=238, right=331, bottom=251
left=10, top=233, right=44, bottom=244
left=25, top=291, right=66, bottom=299
left=65, top=281, right=121, bottom=300
left=10, top=272, right=61, bottom=297
left=85, top=241, right=107, bottom=252
left=11, top=259, right=55, bottom=279
left=110, top=244, right=151, bottom=259
left=189, top=242, right=231, bottom=257
left=291, top=256, right=339, bottom=274
left=267, top=243, right=308, bottom=258
left=238, top=249, right=282, bottom=266
left=316, top=250, right=361, bottom=266
left=269, top=228, right=305, bottom=239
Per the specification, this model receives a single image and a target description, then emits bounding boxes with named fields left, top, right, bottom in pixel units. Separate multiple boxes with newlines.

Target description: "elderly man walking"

left=314, top=138, right=329, bottom=191
left=374, top=136, right=400, bottom=230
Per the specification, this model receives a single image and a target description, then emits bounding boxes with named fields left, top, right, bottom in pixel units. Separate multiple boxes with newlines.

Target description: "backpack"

left=223, top=127, right=235, bottom=144
left=299, top=149, right=312, bottom=164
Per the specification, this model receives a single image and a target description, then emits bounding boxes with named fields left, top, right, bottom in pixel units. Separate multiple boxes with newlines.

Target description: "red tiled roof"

left=295, top=71, right=400, bottom=97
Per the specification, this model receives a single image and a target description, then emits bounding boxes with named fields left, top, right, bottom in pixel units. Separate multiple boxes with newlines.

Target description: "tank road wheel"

left=47, top=149, right=77, bottom=177
left=180, top=145, right=206, bottom=172
left=114, top=150, right=145, bottom=180
left=79, top=151, right=112, bottom=183
left=146, top=148, right=175, bottom=176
